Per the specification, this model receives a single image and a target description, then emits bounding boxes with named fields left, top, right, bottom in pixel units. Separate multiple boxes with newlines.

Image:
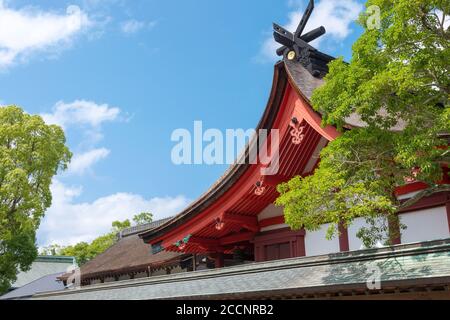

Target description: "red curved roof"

left=140, top=60, right=340, bottom=253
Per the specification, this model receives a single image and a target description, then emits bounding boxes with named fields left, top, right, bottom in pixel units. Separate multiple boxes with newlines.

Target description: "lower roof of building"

left=34, top=238, right=450, bottom=300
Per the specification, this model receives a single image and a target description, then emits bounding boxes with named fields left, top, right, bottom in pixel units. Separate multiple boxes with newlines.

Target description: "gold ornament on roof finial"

left=287, top=51, right=296, bottom=60
left=273, top=0, right=334, bottom=78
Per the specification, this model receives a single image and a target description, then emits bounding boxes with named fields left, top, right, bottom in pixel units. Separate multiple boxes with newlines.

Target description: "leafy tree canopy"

left=0, top=106, right=71, bottom=294
left=276, top=0, right=449, bottom=247
left=133, top=212, right=153, bottom=225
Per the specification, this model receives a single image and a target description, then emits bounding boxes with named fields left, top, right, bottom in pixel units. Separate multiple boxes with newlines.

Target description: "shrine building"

left=33, top=0, right=450, bottom=300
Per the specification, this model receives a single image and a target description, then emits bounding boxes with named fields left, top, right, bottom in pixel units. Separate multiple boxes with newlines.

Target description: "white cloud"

left=257, top=0, right=363, bottom=62
left=120, top=19, right=157, bottom=35
left=0, top=1, right=92, bottom=68
left=42, top=100, right=120, bottom=129
left=121, top=19, right=144, bottom=34
left=41, top=100, right=121, bottom=174
left=38, top=179, right=191, bottom=247
left=68, top=148, right=110, bottom=175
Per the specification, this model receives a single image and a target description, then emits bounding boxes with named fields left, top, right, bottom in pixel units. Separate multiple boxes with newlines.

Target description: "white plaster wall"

left=348, top=217, right=389, bottom=251
left=304, top=223, right=340, bottom=256
left=258, top=204, right=284, bottom=221
left=400, top=206, right=449, bottom=244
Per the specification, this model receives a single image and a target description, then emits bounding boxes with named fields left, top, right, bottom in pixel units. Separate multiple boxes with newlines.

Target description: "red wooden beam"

left=262, top=174, right=291, bottom=186
left=219, top=231, right=256, bottom=246
left=259, top=216, right=285, bottom=229
left=398, top=192, right=448, bottom=213
left=292, top=99, right=340, bottom=142
left=338, top=222, right=349, bottom=252
left=395, top=181, right=428, bottom=196
left=221, top=212, right=259, bottom=232
left=189, top=236, right=219, bottom=248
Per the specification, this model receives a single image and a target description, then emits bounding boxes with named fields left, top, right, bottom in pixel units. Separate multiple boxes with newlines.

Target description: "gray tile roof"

left=33, top=238, right=450, bottom=300
left=11, top=256, right=75, bottom=288
left=1, top=273, right=66, bottom=300
left=119, top=217, right=173, bottom=238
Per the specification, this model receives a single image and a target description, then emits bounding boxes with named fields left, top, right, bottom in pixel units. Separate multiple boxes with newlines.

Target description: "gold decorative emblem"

left=287, top=51, right=296, bottom=60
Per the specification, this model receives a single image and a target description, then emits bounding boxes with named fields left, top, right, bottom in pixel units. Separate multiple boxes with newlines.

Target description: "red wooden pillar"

left=296, top=229, right=306, bottom=257
left=338, top=222, right=349, bottom=252
left=214, top=252, right=224, bottom=268
left=254, top=245, right=263, bottom=262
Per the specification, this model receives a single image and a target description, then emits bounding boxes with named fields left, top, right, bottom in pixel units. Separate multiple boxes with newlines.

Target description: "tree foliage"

left=276, top=0, right=449, bottom=247
left=133, top=212, right=153, bottom=225
left=0, top=106, right=71, bottom=293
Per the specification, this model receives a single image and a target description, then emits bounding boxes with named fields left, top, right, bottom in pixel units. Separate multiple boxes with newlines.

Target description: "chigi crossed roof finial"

left=273, top=0, right=334, bottom=78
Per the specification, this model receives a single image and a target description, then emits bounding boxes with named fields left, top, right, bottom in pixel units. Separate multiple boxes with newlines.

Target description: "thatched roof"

left=61, top=219, right=187, bottom=283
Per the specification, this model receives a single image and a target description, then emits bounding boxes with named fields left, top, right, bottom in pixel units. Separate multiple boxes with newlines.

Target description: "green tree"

left=0, top=106, right=71, bottom=293
left=133, top=212, right=153, bottom=225
left=40, top=244, right=65, bottom=256
left=276, top=0, right=449, bottom=247
left=112, top=219, right=131, bottom=232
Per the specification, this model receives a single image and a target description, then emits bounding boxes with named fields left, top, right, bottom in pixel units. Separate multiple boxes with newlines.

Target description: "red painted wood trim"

left=292, top=99, right=341, bottom=142
left=297, top=231, right=306, bottom=257
left=212, top=252, right=224, bottom=268
left=338, top=223, right=349, bottom=252
left=262, top=174, right=290, bottom=186
left=395, top=167, right=448, bottom=197
left=398, top=192, right=448, bottom=213
left=442, top=166, right=450, bottom=184
left=446, top=195, right=450, bottom=233
left=189, top=236, right=219, bottom=247
left=222, top=212, right=257, bottom=225
left=395, top=182, right=428, bottom=196
left=254, top=228, right=305, bottom=243
left=259, top=216, right=285, bottom=228
left=221, top=212, right=259, bottom=232
left=219, top=232, right=256, bottom=246
left=253, top=228, right=305, bottom=262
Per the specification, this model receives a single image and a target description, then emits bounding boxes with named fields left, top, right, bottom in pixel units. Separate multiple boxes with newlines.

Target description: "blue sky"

left=0, top=0, right=365, bottom=246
